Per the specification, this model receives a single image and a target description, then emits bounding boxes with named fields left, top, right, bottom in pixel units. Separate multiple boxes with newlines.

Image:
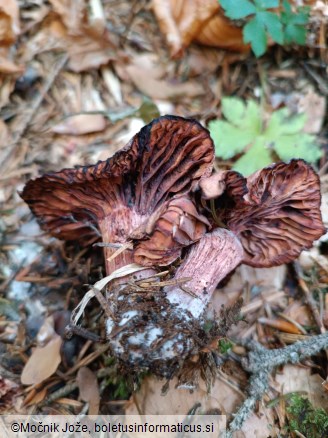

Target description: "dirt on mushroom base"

left=103, top=274, right=243, bottom=377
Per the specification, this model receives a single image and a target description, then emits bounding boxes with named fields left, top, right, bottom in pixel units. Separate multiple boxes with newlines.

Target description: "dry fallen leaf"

left=0, top=50, right=24, bottom=74
left=238, top=405, right=279, bottom=438
left=48, top=19, right=117, bottom=73
left=49, top=0, right=86, bottom=35
left=0, top=119, right=12, bottom=148
left=125, top=375, right=237, bottom=416
left=77, top=367, right=100, bottom=415
left=124, top=54, right=205, bottom=100
left=273, top=364, right=328, bottom=411
left=0, top=0, right=23, bottom=74
left=152, top=0, right=246, bottom=58
left=21, top=316, right=62, bottom=386
left=126, top=375, right=279, bottom=436
left=0, top=0, right=20, bottom=45
left=283, top=302, right=313, bottom=327
left=0, top=375, right=19, bottom=414
left=23, top=387, right=48, bottom=407
left=258, top=317, right=303, bottom=334
left=21, top=335, right=62, bottom=385
left=322, top=376, right=328, bottom=393
left=24, top=0, right=118, bottom=73
left=284, top=87, right=327, bottom=134
left=52, top=114, right=107, bottom=135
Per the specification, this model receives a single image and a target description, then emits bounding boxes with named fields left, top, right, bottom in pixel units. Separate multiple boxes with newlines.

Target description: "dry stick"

left=0, top=54, right=68, bottom=173
left=226, top=332, right=328, bottom=437
left=40, top=367, right=115, bottom=407
left=294, top=261, right=326, bottom=334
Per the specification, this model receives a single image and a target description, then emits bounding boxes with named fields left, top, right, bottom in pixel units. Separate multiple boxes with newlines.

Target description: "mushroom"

left=21, top=116, right=325, bottom=376
left=199, top=160, right=326, bottom=267
left=21, top=116, right=214, bottom=274
left=21, top=116, right=245, bottom=374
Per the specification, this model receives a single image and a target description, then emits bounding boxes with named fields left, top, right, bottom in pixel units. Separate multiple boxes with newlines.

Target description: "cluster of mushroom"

left=21, top=116, right=325, bottom=376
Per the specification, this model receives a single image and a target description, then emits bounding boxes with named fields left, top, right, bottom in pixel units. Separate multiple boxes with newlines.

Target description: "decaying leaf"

left=77, top=367, right=100, bottom=415
left=273, top=364, right=328, bottom=412
left=124, top=54, right=205, bottom=100
left=126, top=375, right=279, bottom=436
left=24, top=0, right=118, bottom=72
left=289, top=88, right=326, bottom=134
left=0, top=0, right=23, bottom=74
left=258, top=317, right=303, bottom=334
left=52, top=114, right=107, bottom=135
left=152, top=0, right=247, bottom=57
left=0, top=375, right=19, bottom=414
left=21, top=335, right=62, bottom=385
left=21, top=317, right=62, bottom=386
left=23, top=387, right=48, bottom=407
left=0, top=0, right=20, bottom=45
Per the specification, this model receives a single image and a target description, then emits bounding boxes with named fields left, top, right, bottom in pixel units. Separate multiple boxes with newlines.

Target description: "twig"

left=40, top=367, right=115, bottom=407
left=0, top=54, right=68, bottom=173
left=294, top=261, right=326, bottom=334
left=226, top=333, right=328, bottom=436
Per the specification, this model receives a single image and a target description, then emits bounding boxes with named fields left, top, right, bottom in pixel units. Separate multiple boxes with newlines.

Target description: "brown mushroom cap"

left=219, top=160, right=326, bottom=267
left=21, top=116, right=214, bottom=267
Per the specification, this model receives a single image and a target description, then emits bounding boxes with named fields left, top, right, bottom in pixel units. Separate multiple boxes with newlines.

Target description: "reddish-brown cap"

left=220, top=160, right=326, bottom=267
left=21, top=116, right=214, bottom=266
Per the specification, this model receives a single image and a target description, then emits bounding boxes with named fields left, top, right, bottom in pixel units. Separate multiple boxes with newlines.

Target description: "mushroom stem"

left=104, top=228, right=244, bottom=375
left=165, top=228, right=244, bottom=318
left=98, top=215, right=137, bottom=274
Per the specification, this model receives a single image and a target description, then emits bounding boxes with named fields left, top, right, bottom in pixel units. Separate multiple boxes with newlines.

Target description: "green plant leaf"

left=254, top=0, right=279, bottom=8
left=218, top=338, right=233, bottom=354
left=281, top=0, right=292, bottom=15
left=243, top=17, right=267, bottom=57
left=209, top=120, right=251, bottom=159
left=274, top=134, right=322, bottom=163
left=280, top=1, right=310, bottom=45
left=220, top=0, right=257, bottom=19
left=265, top=109, right=306, bottom=137
left=264, top=109, right=322, bottom=162
left=284, top=23, right=307, bottom=44
left=221, top=0, right=309, bottom=56
left=210, top=97, right=322, bottom=177
left=221, top=97, right=246, bottom=123
left=233, top=137, right=272, bottom=176
left=209, top=98, right=261, bottom=159
left=258, top=11, right=284, bottom=44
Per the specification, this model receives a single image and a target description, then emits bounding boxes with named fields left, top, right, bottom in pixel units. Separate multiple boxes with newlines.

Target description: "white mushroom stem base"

left=105, top=229, right=244, bottom=376
left=165, top=228, right=244, bottom=318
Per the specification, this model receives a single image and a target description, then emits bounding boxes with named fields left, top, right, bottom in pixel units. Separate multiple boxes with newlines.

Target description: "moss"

left=218, top=338, right=233, bottom=354
left=286, top=394, right=328, bottom=438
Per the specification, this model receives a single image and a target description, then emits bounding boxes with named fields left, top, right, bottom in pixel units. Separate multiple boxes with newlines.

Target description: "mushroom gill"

left=198, top=159, right=325, bottom=268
